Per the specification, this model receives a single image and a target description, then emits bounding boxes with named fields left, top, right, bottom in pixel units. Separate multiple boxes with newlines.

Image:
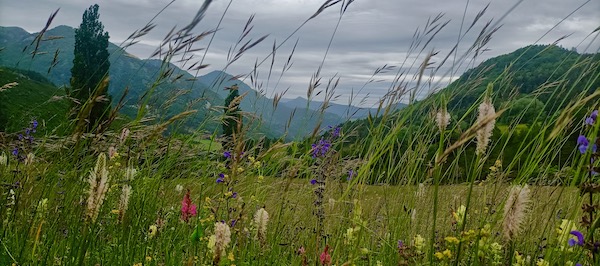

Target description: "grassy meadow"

left=1, top=1, right=600, bottom=265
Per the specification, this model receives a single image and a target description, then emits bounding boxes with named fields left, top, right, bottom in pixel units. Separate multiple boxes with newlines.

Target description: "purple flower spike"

left=12, top=147, right=18, bottom=156
left=332, top=126, right=341, bottom=138
left=32, top=120, right=38, bottom=130
left=585, top=110, right=598, bottom=125
left=347, top=169, right=354, bottom=181
left=397, top=240, right=404, bottom=249
left=223, top=151, right=231, bottom=159
left=216, top=173, right=225, bottom=183
left=311, top=138, right=331, bottom=158
left=231, top=192, right=238, bottom=198
left=578, top=135, right=590, bottom=154
left=310, top=179, right=317, bottom=185
left=569, top=230, right=584, bottom=246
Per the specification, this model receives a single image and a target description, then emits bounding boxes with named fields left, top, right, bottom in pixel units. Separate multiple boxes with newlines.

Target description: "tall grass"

left=1, top=0, right=599, bottom=265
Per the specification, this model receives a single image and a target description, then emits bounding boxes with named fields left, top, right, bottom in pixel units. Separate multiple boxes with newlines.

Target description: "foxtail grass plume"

left=502, top=185, right=530, bottom=240
left=108, top=146, right=117, bottom=159
left=86, top=153, right=110, bottom=222
left=254, top=208, right=269, bottom=247
left=120, top=128, right=130, bottom=143
left=24, top=152, right=35, bottom=165
left=210, top=222, right=231, bottom=265
left=436, top=107, right=451, bottom=131
left=125, top=167, right=137, bottom=180
left=0, top=152, right=7, bottom=166
left=475, top=94, right=496, bottom=155
left=118, top=185, right=132, bottom=222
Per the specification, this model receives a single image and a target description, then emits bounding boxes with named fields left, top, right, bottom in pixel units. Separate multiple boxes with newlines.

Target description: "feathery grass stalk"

left=503, top=185, right=530, bottom=265
left=254, top=208, right=269, bottom=248
left=428, top=100, right=449, bottom=264
left=86, top=153, right=109, bottom=222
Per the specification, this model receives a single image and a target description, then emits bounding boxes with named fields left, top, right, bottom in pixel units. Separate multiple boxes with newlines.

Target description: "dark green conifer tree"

left=70, top=4, right=111, bottom=133
left=222, top=84, right=242, bottom=144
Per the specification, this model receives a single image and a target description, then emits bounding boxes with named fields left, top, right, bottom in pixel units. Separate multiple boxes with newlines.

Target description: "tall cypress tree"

left=70, top=4, right=111, bottom=133
left=222, top=84, right=242, bottom=143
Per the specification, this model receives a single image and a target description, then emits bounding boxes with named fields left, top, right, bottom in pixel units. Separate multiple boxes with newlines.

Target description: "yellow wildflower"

left=435, top=252, right=445, bottom=260
left=442, top=249, right=452, bottom=258
left=149, top=224, right=158, bottom=238
left=228, top=251, right=235, bottom=261
left=536, top=258, right=549, bottom=266
left=413, top=234, right=425, bottom=252
left=445, top=236, right=460, bottom=244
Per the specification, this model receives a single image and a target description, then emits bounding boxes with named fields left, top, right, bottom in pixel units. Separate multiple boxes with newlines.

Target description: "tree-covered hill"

left=0, top=67, right=69, bottom=133
left=0, top=26, right=362, bottom=139
left=446, top=45, right=600, bottom=122
left=334, top=45, right=599, bottom=184
left=0, top=25, right=223, bottom=132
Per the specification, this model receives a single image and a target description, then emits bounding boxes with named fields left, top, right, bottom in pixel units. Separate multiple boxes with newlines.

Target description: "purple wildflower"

left=585, top=110, right=598, bottom=125
left=231, top=192, right=238, bottom=198
left=397, top=240, right=404, bottom=249
left=347, top=169, right=354, bottom=181
left=230, top=219, right=237, bottom=227
left=310, top=179, right=317, bottom=185
left=329, top=126, right=341, bottom=138
left=11, top=147, right=18, bottom=156
left=32, top=120, right=38, bottom=130
left=216, top=173, right=225, bottom=183
left=223, top=151, right=231, bottom=159
left=18, top=134, right=23, bottom=140
left=569, top=230, right=584, bottom=246
left=25, top=128, right=31, bottom=136
left=577, top=135, right=597, bottom=154
left=311, top=138, right=331, bottom=158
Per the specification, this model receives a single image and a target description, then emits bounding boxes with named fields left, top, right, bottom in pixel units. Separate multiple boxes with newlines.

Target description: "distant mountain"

left=198, top=70, right=345, bottom=138
left=279, top=96, right=406, bottom=120
left=0, top=25, right=223, bottom=132
left=0, top=25, right=387, bottom=139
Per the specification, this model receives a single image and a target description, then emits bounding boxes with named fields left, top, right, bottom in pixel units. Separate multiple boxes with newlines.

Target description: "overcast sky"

left=1, top=0, right=598, bottom=107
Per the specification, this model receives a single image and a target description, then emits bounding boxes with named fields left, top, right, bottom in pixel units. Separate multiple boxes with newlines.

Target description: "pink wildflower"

left=181, top=189, right=197, bottom=222
left=320, top=245, right=331, bottom=265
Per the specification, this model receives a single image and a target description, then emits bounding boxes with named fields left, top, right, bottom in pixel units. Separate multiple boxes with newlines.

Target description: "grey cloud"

left=1, top=0, right=598, bottom=107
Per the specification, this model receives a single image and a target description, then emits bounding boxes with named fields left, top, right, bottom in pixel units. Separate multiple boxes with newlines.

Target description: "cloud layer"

left=1, top=0, right=598, bottom=107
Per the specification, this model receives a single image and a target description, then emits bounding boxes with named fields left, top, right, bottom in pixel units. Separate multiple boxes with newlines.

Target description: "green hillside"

left=0, top=26, right=355, bottom=139
left=0, top=67, right=69, bottom=133
left=335, top=45, right=599, bottom=184
left=446, top=45, right=600, bottom=121
left=0, top=25, right=223, bottom=133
